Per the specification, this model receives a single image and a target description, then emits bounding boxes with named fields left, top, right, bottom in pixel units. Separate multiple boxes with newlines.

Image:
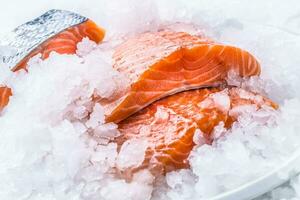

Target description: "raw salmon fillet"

left=13, top=20, right=105, bottom=71
left=116, top=87, right=278, bottom=175
left=0, top=20, right=105, bottom=110
left=104, top=31, right=261, bottom=123
left=0, top=87, right=12, bottom=110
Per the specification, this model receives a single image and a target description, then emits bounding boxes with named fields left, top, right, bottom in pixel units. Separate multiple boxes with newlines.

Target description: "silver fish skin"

left=0, top=9, right=88, bottom=70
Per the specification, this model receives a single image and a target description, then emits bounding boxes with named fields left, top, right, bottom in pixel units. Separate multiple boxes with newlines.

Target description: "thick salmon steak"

left=13, top=19, right=105, bottom=72
left=0, top=10, right=105, bottom=110
left=116, top=87, right=277, bottom=175
left=103, top=31, right=261, bottom=123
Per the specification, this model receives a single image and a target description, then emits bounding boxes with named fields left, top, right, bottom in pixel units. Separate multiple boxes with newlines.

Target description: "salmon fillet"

left=104, top=31, right=261, bottom=123
left=0, top=87, right=12, bottom=110
left=13, top=20, right=105, bottom=71
left=0, top=20, right=105, bottom=110
left=116, top=87, right=278, bottom=176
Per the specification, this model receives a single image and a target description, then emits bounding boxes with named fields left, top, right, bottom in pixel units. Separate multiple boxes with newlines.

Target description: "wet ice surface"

left=1, top=0, right=300, bottom=200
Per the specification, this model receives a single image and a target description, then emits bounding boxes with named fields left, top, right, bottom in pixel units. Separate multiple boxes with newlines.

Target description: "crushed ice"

left=1, top=0, right=300, bottom=200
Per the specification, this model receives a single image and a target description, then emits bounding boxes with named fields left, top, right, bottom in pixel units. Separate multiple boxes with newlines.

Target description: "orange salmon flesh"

left=0, top=20, right=105, bottom=110
left=116, top=87, right=278, bottom=176
left=102, top=31, right=261, bottom=123
left=0, top=23, right=278, bottom=178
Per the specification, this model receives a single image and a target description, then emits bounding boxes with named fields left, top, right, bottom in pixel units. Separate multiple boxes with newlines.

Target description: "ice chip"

left=117, top=138, right=148, bottom=170
left=210, top=89, right=231, bottom=112
left=192, top=129, right=206, bottom=146
left=76, top=37, right=98, bottom=57
left=93, top=122, right=120, bottom=139
left=86, top=103, right=105, bottom=128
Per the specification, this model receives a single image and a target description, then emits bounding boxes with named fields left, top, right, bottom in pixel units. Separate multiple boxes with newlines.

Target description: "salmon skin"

left=116, top=87, right=278, bottom=176
left=0, top=10, right=105, bottom=110
left=103, top=31, right=261, bottom=123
